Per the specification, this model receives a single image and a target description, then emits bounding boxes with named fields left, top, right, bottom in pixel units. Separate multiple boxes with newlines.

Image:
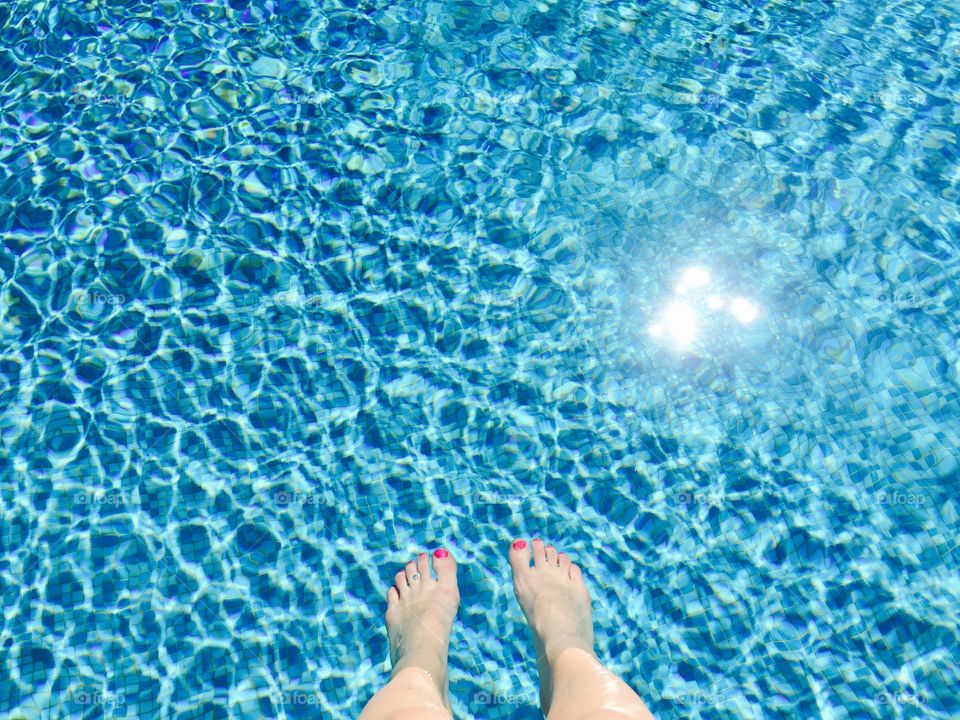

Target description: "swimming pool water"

left=1, top=0, right=958, bottom=717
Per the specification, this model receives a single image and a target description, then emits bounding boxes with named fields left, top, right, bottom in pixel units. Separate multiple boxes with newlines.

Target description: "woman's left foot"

left=386, top=548, right=460, bottom=710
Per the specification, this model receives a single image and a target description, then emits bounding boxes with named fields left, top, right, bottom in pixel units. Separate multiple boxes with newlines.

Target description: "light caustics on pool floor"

left=2, top=0, right=959, bottom=718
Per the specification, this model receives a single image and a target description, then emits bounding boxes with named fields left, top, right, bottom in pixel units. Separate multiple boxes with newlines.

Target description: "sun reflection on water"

left=648, top=266, right=761, bottom=350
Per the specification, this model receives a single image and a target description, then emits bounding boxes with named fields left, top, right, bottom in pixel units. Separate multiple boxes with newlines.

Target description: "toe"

left=569, top=563, right=583, bottom=583
left=544, top=544, right=558, bottom=566
left=405, top=561, right=419, bottom=585
left=509, top=539, right=532, bottom=575
left=532, top=538, right=547, bottom=567
left=558, top=553, right=572, bottom=571
left=387, top=586, right=399, bottom=607
left=432, top=547, right=457, bottom=586
left=416, top=552, right=430, bottom=578
left=394, top=570, right=408, bottom=595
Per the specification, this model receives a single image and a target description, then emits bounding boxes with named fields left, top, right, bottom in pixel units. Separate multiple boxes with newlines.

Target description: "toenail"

left=512, top=540, right=527, bottom=550
left=433, top=548, right=449, bottom=558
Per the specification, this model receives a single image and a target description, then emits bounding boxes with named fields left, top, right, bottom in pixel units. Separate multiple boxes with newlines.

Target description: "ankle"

left=391, top=661, right=448, bottom=699
left=541, top=636, right=596, bottom=668
left=545, top=651, right=654, bottom=720
left=542, top=647, right=604, bottom=705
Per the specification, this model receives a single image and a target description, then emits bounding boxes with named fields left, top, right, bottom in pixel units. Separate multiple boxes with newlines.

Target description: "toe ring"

left=411, top=573, right=420, bottom=582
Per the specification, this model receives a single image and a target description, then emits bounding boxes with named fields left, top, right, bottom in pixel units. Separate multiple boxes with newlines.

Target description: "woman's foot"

left=385, top=548, right=460, bottom=712
left=509, top=539, right=595, bottom=715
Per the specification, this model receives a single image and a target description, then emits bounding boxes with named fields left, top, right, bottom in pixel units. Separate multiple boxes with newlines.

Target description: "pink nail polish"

left=512, top=540, right=527, bottom=550
left=434, top=548, right=449, bottom=558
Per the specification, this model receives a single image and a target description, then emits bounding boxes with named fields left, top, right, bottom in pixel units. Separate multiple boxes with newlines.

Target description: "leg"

left=358, top=668, right=451, bottom=720
left=509, top=539, right=654, bottom=720
left=359, top=549, right=460, bottom=720
left=546, top=648, right=654, bottom=720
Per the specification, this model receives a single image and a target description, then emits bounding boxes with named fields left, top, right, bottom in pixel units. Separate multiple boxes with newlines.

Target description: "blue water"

left=1, top=0, right=958, bottom=718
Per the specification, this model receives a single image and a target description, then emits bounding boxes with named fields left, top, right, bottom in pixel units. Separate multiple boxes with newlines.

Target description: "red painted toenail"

left=512, top=540, right=527, bottom=550
left=434, top=548, right=449, bottom=558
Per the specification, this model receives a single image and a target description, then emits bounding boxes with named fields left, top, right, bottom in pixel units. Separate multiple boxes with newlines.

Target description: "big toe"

left=509, top=538, right=532, bottom=575
left=432, top=547, right=457, bottom=586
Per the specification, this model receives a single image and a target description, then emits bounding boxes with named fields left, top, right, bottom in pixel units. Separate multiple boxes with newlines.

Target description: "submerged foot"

left=509, top=539, right=595, bottom=716
left=385, top=548, right=460, bottom=711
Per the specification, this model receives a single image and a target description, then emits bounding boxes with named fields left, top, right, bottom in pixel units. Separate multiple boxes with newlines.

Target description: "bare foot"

left=385, top=548, right=460, bottom=712
left=509, top=538, right=595, bottom=715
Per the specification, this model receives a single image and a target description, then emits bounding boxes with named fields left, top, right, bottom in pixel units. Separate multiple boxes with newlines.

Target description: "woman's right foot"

left=509, top=538, right=595, bottom=715
left=385, top=548, right=460, bottom=712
